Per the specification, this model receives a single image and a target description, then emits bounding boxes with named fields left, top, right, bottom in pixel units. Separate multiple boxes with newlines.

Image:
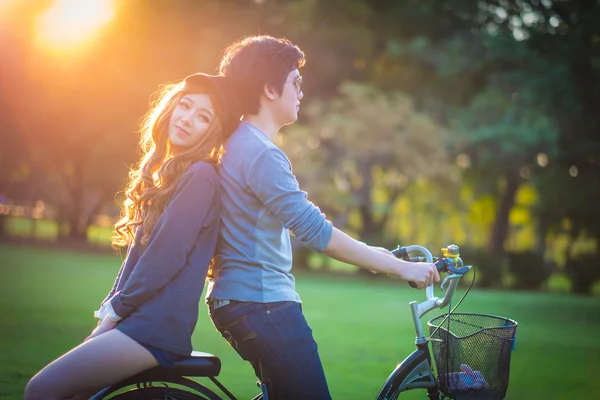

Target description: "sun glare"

left=0, top=0, right=12, bottom=13
left=35, top=0, right=114, bottom=51
left=0, top=0, right=20, bottom=20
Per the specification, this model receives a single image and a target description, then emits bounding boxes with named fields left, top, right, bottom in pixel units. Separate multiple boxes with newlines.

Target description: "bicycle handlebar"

left=391, top=244, right=472, bottom=317
left=392, top=245, right=436, bottom=299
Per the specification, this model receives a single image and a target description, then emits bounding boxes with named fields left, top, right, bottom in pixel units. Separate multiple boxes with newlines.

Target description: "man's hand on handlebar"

left=369, top=245, right=440, bottom=286
left=398, top=261, right=440, bottom=289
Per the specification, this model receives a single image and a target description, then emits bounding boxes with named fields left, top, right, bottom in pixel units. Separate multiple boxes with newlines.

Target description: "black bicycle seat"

left=125, top=351, right=222, bottom=382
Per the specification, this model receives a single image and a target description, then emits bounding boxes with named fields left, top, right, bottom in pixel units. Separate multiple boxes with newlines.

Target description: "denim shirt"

left=102, top=161, right=220, bottom=354
left=207, top=122, right=332, bottom=303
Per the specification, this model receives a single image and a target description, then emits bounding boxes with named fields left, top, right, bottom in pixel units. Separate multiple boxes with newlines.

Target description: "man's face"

left=272, top=69, right=303, bottom=127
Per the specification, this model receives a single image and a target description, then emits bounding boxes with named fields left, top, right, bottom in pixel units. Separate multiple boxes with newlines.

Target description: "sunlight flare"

left=35, top=0, right=114, bottom=51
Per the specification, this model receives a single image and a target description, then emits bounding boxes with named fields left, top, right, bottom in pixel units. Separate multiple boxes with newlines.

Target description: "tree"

left=282, top=82, right=451, bottom=249
left=449, top=35, right=563, bottom=253
left=1, top=0, right=270, bottom=241
left=472, top=0, right=600, bottom=291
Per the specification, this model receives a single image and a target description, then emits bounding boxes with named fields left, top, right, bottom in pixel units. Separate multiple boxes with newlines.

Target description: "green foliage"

left=282, top=82, right=451, bottom=244
left=506, top=250, right=554, bottom=290
left=453, top=87, right=558, bottom=159
left=369, top=8, right=566, bottom=254
left=565, top=253, right=600, bottom=295
left=2, top=0, right=600, bottom=293
left=458, top=246, right=504, bottom=289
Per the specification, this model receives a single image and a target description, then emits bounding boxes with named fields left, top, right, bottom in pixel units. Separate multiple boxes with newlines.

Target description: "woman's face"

left=168, top=93, right=216, bottom=150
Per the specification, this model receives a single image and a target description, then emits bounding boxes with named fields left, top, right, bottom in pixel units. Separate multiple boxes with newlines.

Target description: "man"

left=206, top=35, right=439, bottom=399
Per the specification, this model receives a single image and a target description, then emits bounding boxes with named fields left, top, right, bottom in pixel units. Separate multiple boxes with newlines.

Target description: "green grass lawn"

left=1, top=244, right=599, bottom=399
left=5, top=217, right=113, bottom=246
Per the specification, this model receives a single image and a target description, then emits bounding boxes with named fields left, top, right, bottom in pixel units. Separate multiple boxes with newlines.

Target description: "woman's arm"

left=96, top=246, right=132, bottom=313
left=103, top=246, right=132, bottom=303
left=107, top=162, right=218, bottom=320
left=94, top=247, right=131, bottom=319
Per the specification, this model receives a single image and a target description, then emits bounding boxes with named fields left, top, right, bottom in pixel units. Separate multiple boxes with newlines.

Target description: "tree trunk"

left=535, top=213, right=550, bottom=256
left=489, top=170, right=521, bottom=254
left=67, top=163, right=86, bottom=240
left=0, top=214, right=6, bottom=241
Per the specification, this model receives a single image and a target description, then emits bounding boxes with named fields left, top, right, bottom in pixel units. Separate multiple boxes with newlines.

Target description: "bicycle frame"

left=376, top=244, right=470, bottom=400
left=91, top=244, right=469, bottom=400
left=376, top=341, right=439, bottom=400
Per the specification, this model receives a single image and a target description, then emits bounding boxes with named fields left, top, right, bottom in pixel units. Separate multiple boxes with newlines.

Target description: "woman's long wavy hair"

left=111, top=82, right=223, bottom=250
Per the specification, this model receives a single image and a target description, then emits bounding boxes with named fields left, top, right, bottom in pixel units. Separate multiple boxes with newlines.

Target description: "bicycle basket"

left=427, top=313, right=518, bottom=400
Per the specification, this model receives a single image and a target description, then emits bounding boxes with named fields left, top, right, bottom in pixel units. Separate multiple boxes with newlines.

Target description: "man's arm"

left=246, top=147, right=332, bottom=251
left=322, top=228, right=440, bottom=289
left=246, top=147, right=439, bottom=288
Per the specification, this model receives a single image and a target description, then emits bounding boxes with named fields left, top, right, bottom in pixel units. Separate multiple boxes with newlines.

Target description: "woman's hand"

left=85, top=318, right=118, bottom=342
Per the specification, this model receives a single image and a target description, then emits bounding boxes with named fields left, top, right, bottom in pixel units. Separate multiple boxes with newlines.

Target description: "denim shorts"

left=134, top=339, right=183, bottom=367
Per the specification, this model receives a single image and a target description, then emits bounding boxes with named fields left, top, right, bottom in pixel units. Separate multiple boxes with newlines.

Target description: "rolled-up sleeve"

left=246, top=147, right=332, bottom=252
left=108, top=162, right=218, bottom=319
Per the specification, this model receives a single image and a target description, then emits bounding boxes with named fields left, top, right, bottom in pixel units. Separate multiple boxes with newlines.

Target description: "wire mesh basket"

left=427, top=313, right=518, bottom=400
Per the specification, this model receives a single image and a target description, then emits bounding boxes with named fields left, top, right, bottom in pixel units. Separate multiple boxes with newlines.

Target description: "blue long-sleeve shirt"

left=102, top=161, right=220, bottom=355
left=206, top=122, right=332, bottom=303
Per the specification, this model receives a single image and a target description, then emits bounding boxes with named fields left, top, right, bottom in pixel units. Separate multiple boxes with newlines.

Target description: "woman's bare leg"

left=24, top=329, right=159, bottom=400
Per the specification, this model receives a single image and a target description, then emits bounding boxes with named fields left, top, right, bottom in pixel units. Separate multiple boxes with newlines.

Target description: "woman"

left=25, top=73, right=239, bottom=400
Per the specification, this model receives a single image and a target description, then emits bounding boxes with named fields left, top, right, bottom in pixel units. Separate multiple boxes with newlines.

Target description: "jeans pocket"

left=212, top=303, right=260, bottom=353
left=265, top=300, right=298, bottom=314
left=210, top=301, right=251, bottom=329
left=219, top=315, right=258, bottom=352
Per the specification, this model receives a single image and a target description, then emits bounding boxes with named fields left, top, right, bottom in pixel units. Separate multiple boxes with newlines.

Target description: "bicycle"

left=89, top=244, right=518, bottom=400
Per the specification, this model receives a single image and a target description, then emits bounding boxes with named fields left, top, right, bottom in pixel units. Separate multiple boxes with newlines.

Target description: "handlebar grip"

left=435, top=258, right=447, bottom=272
left=407, top=256, right=440, bottom=288
left=392, top=245, right=440, bottom=289
left=392, top=247, right=419, bottom=288
left=391, top=246, right=409, bottom=261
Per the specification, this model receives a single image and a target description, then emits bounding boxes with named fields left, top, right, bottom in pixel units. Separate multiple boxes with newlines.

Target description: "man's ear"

left=263, top=83, right=279, bottom=101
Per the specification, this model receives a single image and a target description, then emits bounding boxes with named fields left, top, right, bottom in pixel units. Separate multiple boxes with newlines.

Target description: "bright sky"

left=35, top=0, right=115, bottom=51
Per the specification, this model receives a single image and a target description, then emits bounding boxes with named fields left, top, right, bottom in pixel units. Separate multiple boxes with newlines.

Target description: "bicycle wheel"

left=106, top=386, right=223, bottom=400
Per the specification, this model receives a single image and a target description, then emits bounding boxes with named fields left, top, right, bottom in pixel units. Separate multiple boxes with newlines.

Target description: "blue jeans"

left=208, top=300, right=332, bottom=400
